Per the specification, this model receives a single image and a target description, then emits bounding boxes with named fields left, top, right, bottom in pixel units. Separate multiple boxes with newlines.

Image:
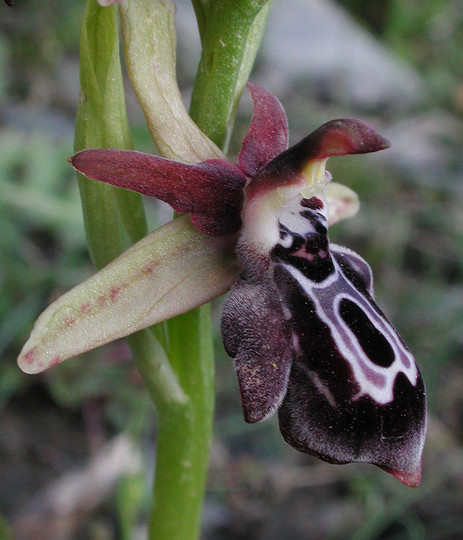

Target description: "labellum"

left=223, top=85, right=426, bottom=487
left=223, top=190, right=425, bottom=487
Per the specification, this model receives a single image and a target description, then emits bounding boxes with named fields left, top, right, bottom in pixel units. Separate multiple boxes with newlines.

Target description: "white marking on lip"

left=282, top=262, right=417, bottom=405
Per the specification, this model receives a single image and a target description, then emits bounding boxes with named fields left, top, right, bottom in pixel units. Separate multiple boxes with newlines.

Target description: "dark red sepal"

left=250, top=119, right=390, bottom=194
left=70, top=149, right=247, bottom=236
left=295, top=118, right=390, bottom=160
left=239, top=83, right=289, bottom=178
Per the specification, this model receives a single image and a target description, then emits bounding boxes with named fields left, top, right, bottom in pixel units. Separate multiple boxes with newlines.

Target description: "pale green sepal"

left=326, top=181, right=360, bottom=226
left=119, top=0, right=223, bottom=163
left=18, top=216, right=238, bottom=375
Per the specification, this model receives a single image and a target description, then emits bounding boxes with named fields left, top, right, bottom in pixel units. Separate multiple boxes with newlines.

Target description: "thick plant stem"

left=141, top=308, right=214, bottom=539
left=145, top=1, right=274, bottom=538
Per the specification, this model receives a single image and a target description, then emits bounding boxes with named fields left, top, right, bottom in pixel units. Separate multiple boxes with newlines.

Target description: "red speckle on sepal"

left=63, top=316, right=76, bottom=328
left=80, top=302, right=91, bottom=313
left=23, top=348, right=37, bottom=365
left=110, top=286, right=121, bottom=302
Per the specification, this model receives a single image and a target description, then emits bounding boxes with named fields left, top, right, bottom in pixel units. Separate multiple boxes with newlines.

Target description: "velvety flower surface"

left=19, top=83, right=426, bottom=486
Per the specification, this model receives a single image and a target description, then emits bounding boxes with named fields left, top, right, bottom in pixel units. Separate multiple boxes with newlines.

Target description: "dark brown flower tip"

left=70, top=149, right=247, bottom=236
left=4, top=0, right=14, bottom=6
left=239, top=83, right=289, bottom=178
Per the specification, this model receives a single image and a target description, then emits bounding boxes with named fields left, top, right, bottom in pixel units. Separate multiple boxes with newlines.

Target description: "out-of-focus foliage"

left=344, top=0, right=463, bottom=111
left=1, top=0, right=462, bottom=538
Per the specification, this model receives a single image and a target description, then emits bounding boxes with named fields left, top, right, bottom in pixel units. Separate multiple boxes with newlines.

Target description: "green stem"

left=190, top=0, right=273, bottom=150
left=144, top=1, right=274, bottom=538
left=75, top=0, right=147, bottom=269
left=149, top=308, right=215, bottom=539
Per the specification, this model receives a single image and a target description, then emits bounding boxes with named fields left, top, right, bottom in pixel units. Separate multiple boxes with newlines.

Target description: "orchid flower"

left=18, top=83, right=426, bottom=487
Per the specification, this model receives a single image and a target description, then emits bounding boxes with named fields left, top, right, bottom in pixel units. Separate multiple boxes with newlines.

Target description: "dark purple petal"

left=3, top=0, right=14, bottom=6
left=70, top=149, right=247, bottom=236
left=222, top=275, right=292, bottom=423
left=238, top=83, right=289, bottom=178
left=274, top=262, right=426, bottom=487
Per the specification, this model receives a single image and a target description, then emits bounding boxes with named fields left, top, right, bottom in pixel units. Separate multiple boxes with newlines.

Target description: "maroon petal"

left=238, top=83, right=289, bottom=178
left=70, top=149, right=247, bottom=236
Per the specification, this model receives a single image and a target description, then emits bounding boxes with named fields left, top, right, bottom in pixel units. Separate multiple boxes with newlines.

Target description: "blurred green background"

left=1, top=0, right=462, bottom=538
